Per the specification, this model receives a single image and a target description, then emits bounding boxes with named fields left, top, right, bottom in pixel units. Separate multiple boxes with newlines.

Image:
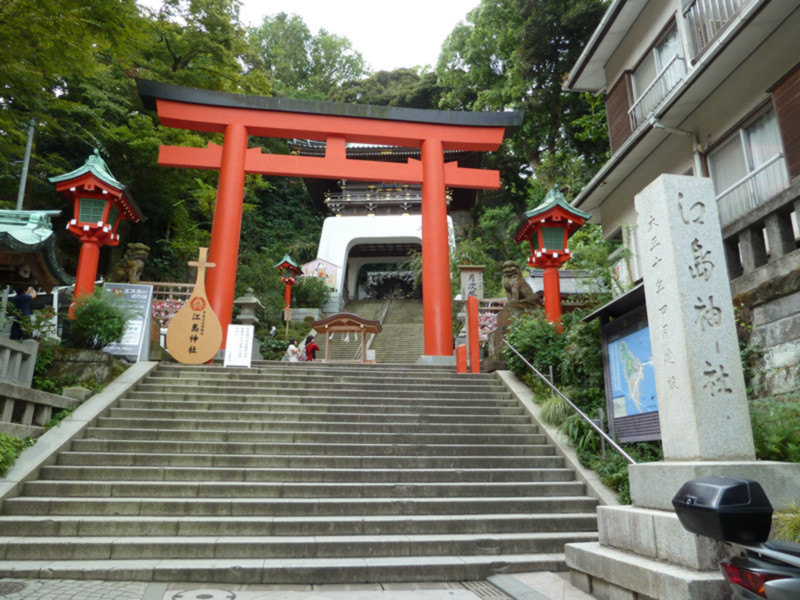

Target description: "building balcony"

left=716, top=153, right=789, bottom=227
left=628, top=55, right=687, bottom=131
left=722, top=177, right=799, bottom=289
left=683, top=0, right=749, bottom=59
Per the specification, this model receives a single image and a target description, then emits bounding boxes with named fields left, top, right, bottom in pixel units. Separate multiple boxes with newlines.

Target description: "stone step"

left=0, top=553, right=568, bottom=584
left=79, top=431, right=555, bottom=454
left=0, top=531, right=599, bottom=560
left=108, top=396, right=536, bottom=424
left=0, top=513, right=598, bottom=537
left=169, top=362, right=456, bottom=375
left=146, top=372, right=507, bottom=389
left=38, top=465, right=576, bottom=484
left=56, top=451, right=564, bottom=469
left=132, top=382, right=513, bottom=400
left=21, top=480, right=586, bottom=499
left=121, top=393, right=525, bottom=414
left=3, top=495, right=599, bottom=517
left=90, top=421, right=546, bottom=445
left=104, top=409, right=535, bottom=433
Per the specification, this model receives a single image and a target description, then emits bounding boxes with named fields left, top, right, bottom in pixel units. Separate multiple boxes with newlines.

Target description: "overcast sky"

left=139, top=0, right=480, bottom=72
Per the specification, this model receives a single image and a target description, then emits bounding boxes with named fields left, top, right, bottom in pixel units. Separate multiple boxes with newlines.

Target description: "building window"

left=709, top=109, right=789, bottom=226
left=629, top=24, right=687, bottom=130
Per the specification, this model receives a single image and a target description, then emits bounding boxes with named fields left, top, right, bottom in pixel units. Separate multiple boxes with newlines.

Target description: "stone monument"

left=566, top=175, right=800, bottom=600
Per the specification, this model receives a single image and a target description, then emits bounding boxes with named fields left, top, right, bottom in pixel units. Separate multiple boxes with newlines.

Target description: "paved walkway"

left=0, top=572, right=595, bottom=600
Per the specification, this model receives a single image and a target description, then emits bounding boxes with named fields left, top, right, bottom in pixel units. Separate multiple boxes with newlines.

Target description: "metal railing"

left=502, top=339, right=636, bottom=464
left=716, top=153, right=789, bottom=227
left=628, top=54, right=687, bottom=130
left=683, top=0, right=747, bottom=58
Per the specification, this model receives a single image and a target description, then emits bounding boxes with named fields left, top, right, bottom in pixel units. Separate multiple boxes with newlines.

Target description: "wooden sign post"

left=166, top=248, right=223, bottom=364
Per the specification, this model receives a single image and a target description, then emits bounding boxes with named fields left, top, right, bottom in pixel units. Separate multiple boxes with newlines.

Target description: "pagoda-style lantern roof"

left=49, top=149, right=144, bottom=225
left=513, top=185, right=591, bottom=326
left=274, top=254, right=302, bottom=275
left=514, top=185, right=591, bottom=245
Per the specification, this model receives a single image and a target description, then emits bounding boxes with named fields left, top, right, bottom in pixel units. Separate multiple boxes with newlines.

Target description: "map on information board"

left=608, top=326, right=658, bottom=417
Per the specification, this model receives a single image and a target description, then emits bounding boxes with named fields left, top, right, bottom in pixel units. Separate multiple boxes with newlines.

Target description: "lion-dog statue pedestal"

left=483, top=261, right=541, bottom=372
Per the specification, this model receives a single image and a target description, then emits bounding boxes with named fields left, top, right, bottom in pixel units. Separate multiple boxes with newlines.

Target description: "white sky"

left=139, top=0, right=480, bottom=72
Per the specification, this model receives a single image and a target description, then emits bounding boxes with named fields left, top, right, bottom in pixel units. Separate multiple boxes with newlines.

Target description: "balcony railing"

left=628, top=55, right=687, bottom=130
left=683, top=0, right=747, bottom=58
left=715, top=154, right=789, bottom=227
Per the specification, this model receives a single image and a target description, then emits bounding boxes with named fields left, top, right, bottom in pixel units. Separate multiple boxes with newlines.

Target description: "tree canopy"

left=0, top=0, right=613, bottom=327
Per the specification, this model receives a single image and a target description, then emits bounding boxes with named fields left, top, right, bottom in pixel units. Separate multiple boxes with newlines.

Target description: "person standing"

left=284, top=338, right=300, bottom=362
left=10, top=286, right=36, bottom=340
left=305, top=335, right=320, bottom=361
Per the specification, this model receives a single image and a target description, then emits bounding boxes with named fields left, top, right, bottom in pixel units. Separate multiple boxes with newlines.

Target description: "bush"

left=540, top=394, right=572, bottom=426
left=66, top=289, right=130, bottom=350
left=0, top=433, right=34, bottom=477
left=774, top=504, right=800, bottom=543
left=581, top=441, right=663, bottom=504
left=293, top=276, right=330, bottom=309
left=749, top=396, right=800, bottom=462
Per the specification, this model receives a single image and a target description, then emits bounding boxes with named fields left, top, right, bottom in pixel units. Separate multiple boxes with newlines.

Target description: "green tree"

left=249, top=12, right=366, bottom=99
left=436, top=0, right=608, bottom=200
left=329, top=68, right=447, bottom=109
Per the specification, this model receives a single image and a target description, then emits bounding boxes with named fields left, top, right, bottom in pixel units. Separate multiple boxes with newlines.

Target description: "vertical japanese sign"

left=165, top=248, right=223, bottom=364
left=635, top=175, right=754, bottom=461
left=103, top=283, right=153, bottom=362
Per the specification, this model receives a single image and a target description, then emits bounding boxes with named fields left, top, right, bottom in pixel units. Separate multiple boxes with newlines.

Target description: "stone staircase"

left=0, top=361, right=599, bottom=583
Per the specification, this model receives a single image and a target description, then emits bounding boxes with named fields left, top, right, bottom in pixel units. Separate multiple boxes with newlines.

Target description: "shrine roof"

left=137, top=79, right=524, bottom=133
left=274, top=254, right=301, bottom=271
left=0, top=210, right=73, bottom=289
left=310, top=312, right=382, bottom=334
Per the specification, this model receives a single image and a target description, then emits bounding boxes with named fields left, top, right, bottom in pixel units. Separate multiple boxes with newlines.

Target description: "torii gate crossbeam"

left=138, top=80, right=523, bottom=357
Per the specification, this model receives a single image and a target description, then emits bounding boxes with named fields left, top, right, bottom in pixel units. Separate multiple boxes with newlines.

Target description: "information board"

left=102, top=283, right=153, bottom=362
left=224, top=324, right=254, bottom=367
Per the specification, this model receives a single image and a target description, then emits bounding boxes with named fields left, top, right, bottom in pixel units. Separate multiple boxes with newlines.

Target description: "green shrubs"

left=540, top=394, right=572, bottom=426
left=293, top=276, right=331, bottom=309
left=774, top=504, right=800, bottom=543
left=67, top=289, right=130, bottom=350
left=750, top=395, right=800, bottom=462
left=0, top=433, right=34, bottom=477
left=580, top=442, right=663, bottom=505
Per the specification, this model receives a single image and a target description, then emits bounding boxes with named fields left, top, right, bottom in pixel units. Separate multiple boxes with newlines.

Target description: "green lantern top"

left=524, top=185, right=591, bottom=221
left=49, top=149, right=125, bottom=190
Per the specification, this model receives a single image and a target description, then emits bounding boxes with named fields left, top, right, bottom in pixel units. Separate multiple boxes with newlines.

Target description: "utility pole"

left=1, top=119, right=36, bottom=332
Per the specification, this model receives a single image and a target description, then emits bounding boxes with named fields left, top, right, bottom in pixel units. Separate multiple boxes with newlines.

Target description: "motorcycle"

left=672, top=476, right=800, bottom=599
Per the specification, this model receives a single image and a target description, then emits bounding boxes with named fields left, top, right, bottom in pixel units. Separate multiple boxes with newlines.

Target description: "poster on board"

left=102, top=283, right=153, bottom=362
left=224, top=324, right=254, bottom=368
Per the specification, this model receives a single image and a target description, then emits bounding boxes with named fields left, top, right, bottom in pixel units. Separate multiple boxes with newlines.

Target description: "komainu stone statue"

left=109, top=242, right=150, bottom=284
left=501, top=260, right=539, bottom=307
left=484, top=261, right=542, bottom=371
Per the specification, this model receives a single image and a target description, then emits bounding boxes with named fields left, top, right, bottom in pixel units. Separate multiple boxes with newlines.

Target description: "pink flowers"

left=151, top=298, right=184, bottom=328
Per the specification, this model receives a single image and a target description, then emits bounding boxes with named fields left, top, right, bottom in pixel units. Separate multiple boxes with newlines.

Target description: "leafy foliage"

left=66, top=290, right=131, bottom=350
left=293, top=277, right=331, bottom=310
left=774, top=504, right=800, bottom=543
left=749, top=395, right=800, bottom=463
left=580, top=442, right=663, bottom=505
left=0, top=433, right=35, bottom=477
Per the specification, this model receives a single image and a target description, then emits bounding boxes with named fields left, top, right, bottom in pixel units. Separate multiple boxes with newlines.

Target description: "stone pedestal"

left=566, top=175, right=800, bottom=599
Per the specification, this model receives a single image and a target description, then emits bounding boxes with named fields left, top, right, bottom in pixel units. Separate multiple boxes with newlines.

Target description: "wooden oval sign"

left=166, top=248, right=223, bottom=364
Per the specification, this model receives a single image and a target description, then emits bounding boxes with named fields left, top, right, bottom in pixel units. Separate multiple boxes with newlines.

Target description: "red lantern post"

left=274, top=254, right=302, bottom=309
left=514, top=185, right=590, bottom=326
left=49, top=150, right=144, bottom=314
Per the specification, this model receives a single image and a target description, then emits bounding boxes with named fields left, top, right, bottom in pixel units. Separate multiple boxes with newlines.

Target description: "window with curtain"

left=708, top=109, right=789, bottom=225
left=630, top=24, right=687, bottom=127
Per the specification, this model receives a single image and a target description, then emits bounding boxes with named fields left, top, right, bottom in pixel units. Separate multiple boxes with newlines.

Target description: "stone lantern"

left=514, top=185, right=590, bottom=325
left=274, top=254, right=302, bottom=309
left=49, top=150, right=143, bottom=311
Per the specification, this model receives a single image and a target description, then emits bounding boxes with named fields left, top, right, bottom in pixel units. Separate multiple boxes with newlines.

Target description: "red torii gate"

left=137, top=80, right=522, bottom=356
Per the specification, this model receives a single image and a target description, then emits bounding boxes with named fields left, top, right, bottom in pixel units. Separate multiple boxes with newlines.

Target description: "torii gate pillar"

left=421, top=138, right=452, bottom=355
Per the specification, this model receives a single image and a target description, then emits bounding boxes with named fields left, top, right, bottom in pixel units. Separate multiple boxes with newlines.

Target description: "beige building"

left=566, top=0, right=800, bottom=396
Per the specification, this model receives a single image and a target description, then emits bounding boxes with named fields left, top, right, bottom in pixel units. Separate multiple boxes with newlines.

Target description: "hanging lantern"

left=514, top=185, right=591, bottom=326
